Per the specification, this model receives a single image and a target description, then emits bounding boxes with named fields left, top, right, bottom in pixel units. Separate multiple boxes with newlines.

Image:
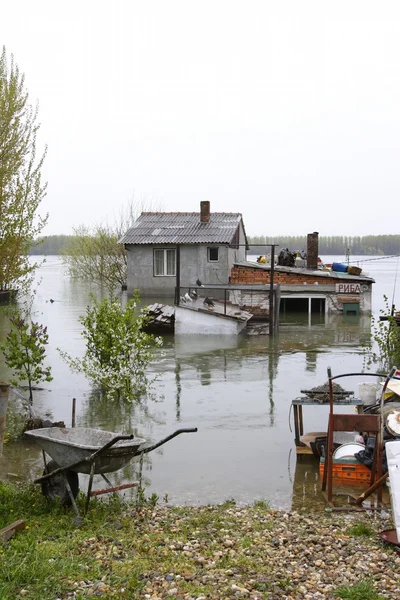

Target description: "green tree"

left=0, top=47, right=48, bottom=291
left=363, top=296, right=400, bottom=371
left=1, top=312, right=53, bottom=405
left=58, top=292, right=162, bottom=401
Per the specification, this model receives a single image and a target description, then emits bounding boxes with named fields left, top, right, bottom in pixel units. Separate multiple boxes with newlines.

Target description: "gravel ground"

left=65, top=504, right=400, bottom=599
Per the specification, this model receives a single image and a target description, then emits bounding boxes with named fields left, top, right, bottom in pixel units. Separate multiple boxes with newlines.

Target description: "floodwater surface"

left=0, top=255, right=399, bottom=510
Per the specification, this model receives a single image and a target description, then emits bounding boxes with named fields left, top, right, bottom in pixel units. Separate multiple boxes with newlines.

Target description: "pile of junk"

left=301, top=377, right=400, bottom=468
left=297, top=369, right=400, bottom=545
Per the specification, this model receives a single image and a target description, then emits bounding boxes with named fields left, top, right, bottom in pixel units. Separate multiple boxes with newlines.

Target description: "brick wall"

left=230, top=266, right=360, bottom=286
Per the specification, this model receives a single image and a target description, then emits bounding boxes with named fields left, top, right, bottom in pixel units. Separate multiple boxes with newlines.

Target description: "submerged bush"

left=59, top=292, right=162, bottom=401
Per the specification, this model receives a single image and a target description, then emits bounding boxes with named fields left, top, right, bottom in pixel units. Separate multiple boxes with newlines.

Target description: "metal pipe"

left=327, top=367, right=334, bottom=503
left=139, top=428, right=198, bottom=455
left=174, top=244, right=181, bottom=305
left=71, top=398, right=76, bottom=428
left=269, top=245, right=276, bottom=335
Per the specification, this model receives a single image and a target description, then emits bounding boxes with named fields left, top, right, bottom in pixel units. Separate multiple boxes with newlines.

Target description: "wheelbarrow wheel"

left=41, top=460, right=79, bottom=506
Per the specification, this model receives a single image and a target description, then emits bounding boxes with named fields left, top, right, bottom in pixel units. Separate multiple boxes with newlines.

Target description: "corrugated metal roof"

left=119, top=212, right=245, bottom=245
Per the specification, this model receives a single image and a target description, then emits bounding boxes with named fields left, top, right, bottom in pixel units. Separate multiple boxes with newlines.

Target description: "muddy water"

left=0, top=255, right=399, bottom=510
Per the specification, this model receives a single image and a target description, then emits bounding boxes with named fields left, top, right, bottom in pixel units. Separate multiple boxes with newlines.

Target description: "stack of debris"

left=144, top=304, right=175, bottom=332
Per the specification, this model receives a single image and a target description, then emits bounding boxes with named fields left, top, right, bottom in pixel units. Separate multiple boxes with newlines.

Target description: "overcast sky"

left=2, top=1, right=400, bottom=237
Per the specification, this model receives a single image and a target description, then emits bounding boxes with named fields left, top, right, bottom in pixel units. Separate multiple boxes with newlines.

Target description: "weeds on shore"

left=347, top=520, right=375, bottom=538
left=334, top=579, right=386, bottom=600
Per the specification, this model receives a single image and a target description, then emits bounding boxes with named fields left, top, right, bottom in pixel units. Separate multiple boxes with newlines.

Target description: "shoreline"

left=1, top=483, right=399, bottom=599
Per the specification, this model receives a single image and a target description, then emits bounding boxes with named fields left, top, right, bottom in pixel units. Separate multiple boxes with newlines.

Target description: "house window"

left=154, top=249, right=176, bottom=276
left=208, top=247, right=219, bottom=262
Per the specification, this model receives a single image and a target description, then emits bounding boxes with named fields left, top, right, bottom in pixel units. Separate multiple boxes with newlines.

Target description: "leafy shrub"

left=59, top=292, right=162, bottom=401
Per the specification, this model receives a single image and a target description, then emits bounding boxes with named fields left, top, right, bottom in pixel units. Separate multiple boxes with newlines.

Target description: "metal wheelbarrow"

left=25, top=426, right=197, bottom=519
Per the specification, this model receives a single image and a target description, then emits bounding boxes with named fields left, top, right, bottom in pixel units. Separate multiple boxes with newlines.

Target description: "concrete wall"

left=126, top=243, right=232, bottom=297
left=228, top=286, right=281, bottom=328
left=175, top=306, right=247, bottom=335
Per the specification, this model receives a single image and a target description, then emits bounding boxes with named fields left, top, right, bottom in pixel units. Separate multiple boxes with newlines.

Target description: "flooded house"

left=119, top=201, right=249, bottom=297
left=120, top=212, right=374, bottom=334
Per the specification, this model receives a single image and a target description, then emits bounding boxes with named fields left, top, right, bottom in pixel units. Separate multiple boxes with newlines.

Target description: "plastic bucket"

left=358, top=382, right=377, bottom=406
left=332, top=262, right=348, bottom=273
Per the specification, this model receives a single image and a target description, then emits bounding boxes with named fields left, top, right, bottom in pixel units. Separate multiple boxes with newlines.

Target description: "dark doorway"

left=280, top=297, right=326, bottom=314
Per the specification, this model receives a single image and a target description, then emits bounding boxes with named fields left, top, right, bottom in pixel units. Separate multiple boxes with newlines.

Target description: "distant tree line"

left=29, top=233, right=400, bottom=257
left=247, top=235, right=400, bottom=256
left=29, top=235, right=74, bottom=255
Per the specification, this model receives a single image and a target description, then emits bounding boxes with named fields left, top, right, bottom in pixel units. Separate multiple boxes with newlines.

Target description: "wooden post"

left=0, top=382, right=10, bottom=456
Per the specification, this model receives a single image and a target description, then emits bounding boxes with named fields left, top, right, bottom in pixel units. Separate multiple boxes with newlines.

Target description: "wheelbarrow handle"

left=88, top=434, right=134, bottom=462
left=139, top=427, right=198, bottom=455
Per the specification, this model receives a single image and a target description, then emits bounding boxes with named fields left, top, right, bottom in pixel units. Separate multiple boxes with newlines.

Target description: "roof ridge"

left=140, top=211, right=242, bottom=215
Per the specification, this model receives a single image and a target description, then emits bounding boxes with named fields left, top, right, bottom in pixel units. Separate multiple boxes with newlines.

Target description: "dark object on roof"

left=277, top=248, right=296, bottom=267
left=203, top=297, right=215, bottom=307
left=196, top=278, right=203, bottom=287
left=119, top=211, right=248, bottom=246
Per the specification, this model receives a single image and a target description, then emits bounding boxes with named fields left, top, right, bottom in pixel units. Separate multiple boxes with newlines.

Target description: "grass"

left=347, top=519, right=375, bottom=538
left=0, top=482, right=397, bottom=600
left=333, top=579, right=386, bottom=600
left=253, top=498, right=270, bottom=510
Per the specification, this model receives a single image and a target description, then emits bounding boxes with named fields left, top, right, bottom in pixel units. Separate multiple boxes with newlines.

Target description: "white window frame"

left=153, top=248, right=176, bottom=276
left=207, top=247, right=219, bottom=262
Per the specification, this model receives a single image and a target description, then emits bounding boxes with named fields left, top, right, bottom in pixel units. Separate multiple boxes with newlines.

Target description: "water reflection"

left=0, top=256, right=398, bottom=509
left=290, top=456, right=391, bottom=512
left=174, top=360, right=182, bottom=421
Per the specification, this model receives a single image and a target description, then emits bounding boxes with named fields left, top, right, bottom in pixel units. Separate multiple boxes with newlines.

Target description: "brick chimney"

left=200, top=201, right=210, bottom=223
left=306, top=232, right=319, bottom=270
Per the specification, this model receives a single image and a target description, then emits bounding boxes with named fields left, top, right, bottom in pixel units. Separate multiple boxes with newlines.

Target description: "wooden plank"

left=295, top=445, right=314, bottom=455
left=0, top=520, right=26, bottom=541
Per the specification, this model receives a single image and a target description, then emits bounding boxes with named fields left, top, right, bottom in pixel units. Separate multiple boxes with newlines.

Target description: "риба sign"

left=335, top=283, right=361, bottom=294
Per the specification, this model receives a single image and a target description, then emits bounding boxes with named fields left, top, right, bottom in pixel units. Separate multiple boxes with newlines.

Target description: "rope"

left=350, top=254, right=399, bottom=265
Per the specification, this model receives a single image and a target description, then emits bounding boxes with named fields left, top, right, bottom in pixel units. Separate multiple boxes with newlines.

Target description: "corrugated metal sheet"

left=119, top=212, right=244, bottom=245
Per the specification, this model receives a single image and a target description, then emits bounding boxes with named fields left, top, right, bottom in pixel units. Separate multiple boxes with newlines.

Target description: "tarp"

left=386, top=441, right=400, bottom=541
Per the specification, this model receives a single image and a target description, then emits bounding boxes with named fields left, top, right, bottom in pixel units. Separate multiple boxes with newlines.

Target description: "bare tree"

left=61, top=194, right=164, bottom=289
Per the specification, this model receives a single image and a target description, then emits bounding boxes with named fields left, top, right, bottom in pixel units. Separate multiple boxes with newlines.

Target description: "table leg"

left=299, top=406, right=304, bottom=436
left=294, top=405, right=300, bottom=445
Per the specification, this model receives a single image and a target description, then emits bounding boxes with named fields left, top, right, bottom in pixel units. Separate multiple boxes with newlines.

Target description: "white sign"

left=335, top=283, right=361, bottom=294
